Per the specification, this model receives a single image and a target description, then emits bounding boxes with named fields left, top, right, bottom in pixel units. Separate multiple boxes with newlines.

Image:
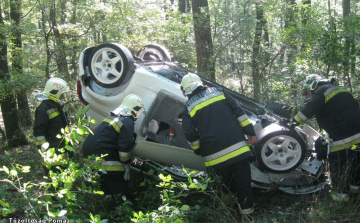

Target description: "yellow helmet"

left=180, top=73, right=203, bottom=96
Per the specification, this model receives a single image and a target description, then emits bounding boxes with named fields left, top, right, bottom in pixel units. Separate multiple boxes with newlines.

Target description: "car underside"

left=77, top=43, right=326, bottom=194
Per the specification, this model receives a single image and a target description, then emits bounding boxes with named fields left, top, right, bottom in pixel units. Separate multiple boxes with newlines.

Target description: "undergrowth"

left=0, top=106, right=359, bottom=222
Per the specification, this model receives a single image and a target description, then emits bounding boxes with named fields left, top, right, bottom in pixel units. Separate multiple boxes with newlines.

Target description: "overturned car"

left=77, top=43, right=326, bottom=194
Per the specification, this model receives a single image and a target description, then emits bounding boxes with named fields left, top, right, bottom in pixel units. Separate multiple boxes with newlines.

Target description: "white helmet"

left=112, top=94, right=145, bottom=120
left=302, top=74, right=325, bottom=95
left=42, top=78, right=69, bottom=103
left=180, top=73, right=204, bottom=96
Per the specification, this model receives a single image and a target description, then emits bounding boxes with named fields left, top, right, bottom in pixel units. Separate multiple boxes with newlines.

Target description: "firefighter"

left=180, top=73, right=257, bottom=215
left=82, top=94, right=145, bottom=204
left=33, top=77, right=72, bottom=176
left=293, top=74, right=360, bottom=201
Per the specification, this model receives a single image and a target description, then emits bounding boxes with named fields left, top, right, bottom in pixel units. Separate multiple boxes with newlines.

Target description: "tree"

left=251, top=1, right=265, bottom=100
left=0, top=2, right=28, bottom=147
left=192, top=0, right=215, bottom=81
left=342, top=0, right=352, bottom=91
left=10, top=0, right=32, bottom=127
left=49, top=0, right=70, bottom=81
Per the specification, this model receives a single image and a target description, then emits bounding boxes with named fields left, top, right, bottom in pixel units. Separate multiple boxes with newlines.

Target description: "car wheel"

left=88, top=43, right=135, bottom=88
left=254, top=124, right=306, bottom=173
left=136, top=44, right=172, bottom=62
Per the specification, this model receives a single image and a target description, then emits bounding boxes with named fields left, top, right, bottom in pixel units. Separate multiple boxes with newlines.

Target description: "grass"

left=1, top=145, right=360, bottom=223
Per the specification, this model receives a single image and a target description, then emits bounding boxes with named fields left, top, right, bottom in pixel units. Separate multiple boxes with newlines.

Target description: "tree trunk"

left=179, top=0, right=186, bottom=13
left=50, top=1, right=70, bottom=81
left=301, top=0, right=311, bottom=51
left=342, top=0, right=352, bottom=91
left=192, top=0, right=215, bottom=81
left=251, top=2, right=264, bottom=100
left=285, top=0, right=297, bottom=76
left=70, top=0, right=78, bottom=76
left=10, top=0, right=32, bottom=127
left=0, top=3, right=28, bottom=147
left=39, top=1, right=52, bottom=80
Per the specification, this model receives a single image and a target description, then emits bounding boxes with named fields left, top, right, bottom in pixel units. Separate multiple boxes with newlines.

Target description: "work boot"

left=239, top=206, right=254, bottom=215
left=349, top=185, right=360, bottom=194
left=331, top=191, right=349, bottom=202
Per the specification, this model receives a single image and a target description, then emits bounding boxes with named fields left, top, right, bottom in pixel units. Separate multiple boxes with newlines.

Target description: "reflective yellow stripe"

left=237, top=115, right=251, bottom=127
left=120, top=157, right=130, bottom=162
left=294, top=115, right=302, bottom=124
left=330, top=137, right=360, bottom=153
left=104, top=118, right=121, bottom=133
left=204, top=146, right=251, bottom=167
left=84, top=163, right=125, bottom=171
left=191, top=144, right=200, bottom=150
left=36, top=140, right=47, bottom=146
left=49, top=111, right=60, bottom=119
left=189, top=140, right=200, bottom=150
left=325, top=88, right=348, bottom=103
left=189, top=95, right=226, bottom=117
left=240, top=119, right=251, bottom=127
left=331, top=193, right=349, bottom=202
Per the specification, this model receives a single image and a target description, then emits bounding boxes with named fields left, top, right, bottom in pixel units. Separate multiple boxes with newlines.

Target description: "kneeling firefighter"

left=82, top=94, right=145, bottom=204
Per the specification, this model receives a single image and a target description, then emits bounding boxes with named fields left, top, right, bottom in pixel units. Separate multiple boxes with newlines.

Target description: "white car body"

left=77, top=43, right=326, bottom=194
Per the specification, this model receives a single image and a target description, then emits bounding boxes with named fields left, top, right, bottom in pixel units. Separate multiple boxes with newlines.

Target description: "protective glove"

left=315, top=136, right=328, bottom=161
left=124, top=164, right=131, bottom=181
left=277, top=119, right=290, bottom=127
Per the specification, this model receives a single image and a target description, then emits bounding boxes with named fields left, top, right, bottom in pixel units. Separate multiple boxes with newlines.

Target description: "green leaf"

left=74, top=170, right=83, bottom=177
left=58, top=209, right=67, bottom=217
left=180, top=205, right=190, bottom=211
left=21, top=166, right=31, bottom=173
left=64, top=182, right=72, bottom=190
left=65, top=145, right=74, bottom=152
left=182, top=167, right=188, bottom=174
left=2, top=166, right=9, bottom=175
left=77, top=125, right=87, bottom=134
left=48, top=210, right=57, bottom=217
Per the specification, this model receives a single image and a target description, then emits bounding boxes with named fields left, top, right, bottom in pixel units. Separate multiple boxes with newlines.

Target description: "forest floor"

left=1, top=145, right=360, bottom=223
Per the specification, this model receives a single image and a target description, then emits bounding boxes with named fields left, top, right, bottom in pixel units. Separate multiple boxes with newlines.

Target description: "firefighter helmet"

left=181, top=73, right=204, bottom=96
left=112, top=94, right=145, bottom=120
left=42, top=78, right=69, bottom=103
left=302, top=74, right=324, bottom=95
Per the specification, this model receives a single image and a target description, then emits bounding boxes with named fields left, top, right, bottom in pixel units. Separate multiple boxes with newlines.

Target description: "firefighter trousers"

left=329, top=148, right=360, bottom=194
left=99, top=171, right=132, bottom=204
left=213, top=159, right=253, bottom=209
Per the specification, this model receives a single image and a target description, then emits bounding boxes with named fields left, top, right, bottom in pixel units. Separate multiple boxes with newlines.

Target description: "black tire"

left=136, top=44, right=172, bottom=62
left=88, top=43, right=135, bottom=88
left=265, top=101, right=293, bottom=119
left=254, top=124, right=306, bottom=173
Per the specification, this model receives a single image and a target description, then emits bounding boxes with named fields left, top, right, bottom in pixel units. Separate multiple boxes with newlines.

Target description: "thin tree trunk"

left=342, top=0, right=352, bottom=91
left=38, top=0, right=52, bottom=80
left=50, top=0, right=70, bottom=81
left=192, top=0, right=215, bottom=81
left=251, top=1, right=264, bottom=100
left=179, top=0, right=186, bottom=13
left=0, top=3, right=28, bottom=147
left=10, top=0, right=32, bottom=127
